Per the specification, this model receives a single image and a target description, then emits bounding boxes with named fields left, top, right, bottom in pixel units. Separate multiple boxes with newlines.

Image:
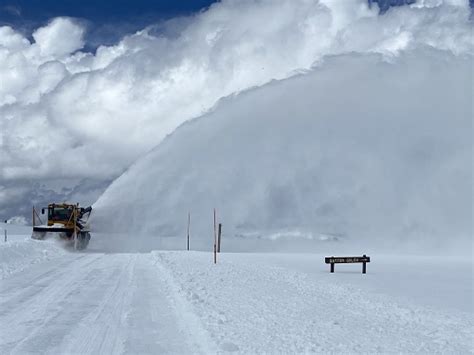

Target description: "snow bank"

left=94, top=51, right=472, bottom=254
left=0, top=223, right=66, bottom=279
left=153, top=251, right=473, bottom=353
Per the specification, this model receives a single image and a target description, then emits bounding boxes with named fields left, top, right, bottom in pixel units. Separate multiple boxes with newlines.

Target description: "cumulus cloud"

left=0, top=0, right=472, bottom=221
left=32, top=17, right=85, bottom=57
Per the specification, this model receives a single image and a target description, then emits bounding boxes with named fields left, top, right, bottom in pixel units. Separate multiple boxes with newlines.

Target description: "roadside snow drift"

left=94, top=51, right=472, bottom=253
left=0, top=223, right=66, bottom=279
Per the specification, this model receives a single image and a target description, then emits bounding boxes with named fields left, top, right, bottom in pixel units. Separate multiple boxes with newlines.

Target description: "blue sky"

left=1, top=0, right=472, bottom=25
left=0, top=0, right=217, bottom=47
left=1, top=1, right=471, bottom=47
left=0, top=0, right=216, bottom=21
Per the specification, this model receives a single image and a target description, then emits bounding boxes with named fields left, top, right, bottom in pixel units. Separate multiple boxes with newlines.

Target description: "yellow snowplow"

left=32, top=203, right=92, bottom=250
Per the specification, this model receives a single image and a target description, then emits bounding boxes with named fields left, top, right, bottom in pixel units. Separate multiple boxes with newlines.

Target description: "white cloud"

left=32, top=17, right=85, bottom=58
left=0, top=0, right=472, bottom=221
left=0, top=26, right=29, bottom=50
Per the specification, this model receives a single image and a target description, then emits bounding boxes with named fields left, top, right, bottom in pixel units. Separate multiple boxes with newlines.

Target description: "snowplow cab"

left=45, top=203, right=76, bottom=228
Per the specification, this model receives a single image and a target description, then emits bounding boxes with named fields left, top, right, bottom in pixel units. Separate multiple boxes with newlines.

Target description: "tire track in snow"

left=1, top=252, right=217, bottom=354
left=152, top=252, right=218, bottom=354
left=0, top=254, right=92, bottom=311
left=57, top=254, right=137, bottom=354
left=0, top=254, right=107, bottom=353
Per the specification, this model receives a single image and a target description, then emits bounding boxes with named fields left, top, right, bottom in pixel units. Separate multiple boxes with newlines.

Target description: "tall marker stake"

left=213, top=208, right=217, bottom=264
left=217, top=223, right=222, bottom=253
left=187, top=212, right=191, bottom=251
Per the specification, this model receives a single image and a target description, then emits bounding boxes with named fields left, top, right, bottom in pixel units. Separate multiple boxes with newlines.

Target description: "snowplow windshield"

left=48, top=207, right=72, bottom=221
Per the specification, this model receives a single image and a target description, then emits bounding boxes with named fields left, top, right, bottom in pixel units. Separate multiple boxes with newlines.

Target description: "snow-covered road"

left=0, top=234, right=472, bottom=354
left=0, top=251, right=212, bottom=354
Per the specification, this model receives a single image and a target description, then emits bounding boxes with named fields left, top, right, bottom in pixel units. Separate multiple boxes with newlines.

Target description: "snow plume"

left=0, top=0, right=472, bottom=221
left=94, top=51, right=472, bottom=254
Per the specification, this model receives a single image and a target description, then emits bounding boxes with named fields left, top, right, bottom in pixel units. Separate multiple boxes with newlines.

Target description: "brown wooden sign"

left=325, top=255, right=370, bottom=273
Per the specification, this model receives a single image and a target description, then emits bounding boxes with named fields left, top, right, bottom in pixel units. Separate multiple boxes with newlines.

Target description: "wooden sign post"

left=217, top=223, right=222, bottom=253
left=325, top=255, right=371, bottom=274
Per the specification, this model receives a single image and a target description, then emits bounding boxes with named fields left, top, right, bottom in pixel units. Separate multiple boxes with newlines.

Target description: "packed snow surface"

left=1, top=234, right=472, bottom=354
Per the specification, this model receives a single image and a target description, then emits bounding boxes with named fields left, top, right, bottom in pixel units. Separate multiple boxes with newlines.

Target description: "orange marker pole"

left=213, top=208, right=217, bottom=264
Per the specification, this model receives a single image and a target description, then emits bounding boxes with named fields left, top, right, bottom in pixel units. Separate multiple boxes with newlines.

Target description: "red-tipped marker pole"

left=213, top=208, right=217, bottom=264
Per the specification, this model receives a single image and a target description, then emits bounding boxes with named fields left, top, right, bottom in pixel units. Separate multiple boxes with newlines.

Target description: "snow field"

left=154, top=251, right=473, bottom=354
left=1, top=227, right=471, bottom=354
